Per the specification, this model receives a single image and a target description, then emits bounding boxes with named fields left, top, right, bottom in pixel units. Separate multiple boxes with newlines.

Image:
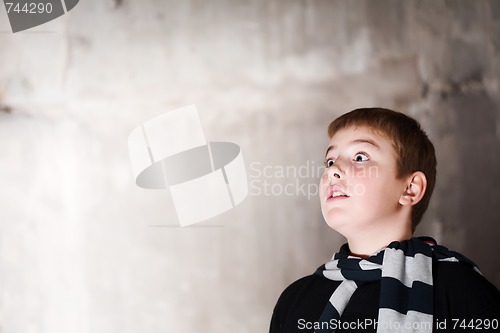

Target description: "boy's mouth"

left=326, top=186, right=349, bottom=201
left=332, top=191, right=348, bottom=198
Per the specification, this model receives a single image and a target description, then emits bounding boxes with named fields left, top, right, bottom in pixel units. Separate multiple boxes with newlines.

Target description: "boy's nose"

left=326, top=162, right=342, bottom=180
left=328, top=169, right=341, bottom=180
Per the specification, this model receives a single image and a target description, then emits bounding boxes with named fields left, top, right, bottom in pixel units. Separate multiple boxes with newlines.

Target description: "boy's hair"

left=327, top=108, right=437, bottom=230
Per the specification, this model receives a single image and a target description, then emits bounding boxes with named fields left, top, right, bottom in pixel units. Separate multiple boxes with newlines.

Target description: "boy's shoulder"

left=270, top=273, right=343, bottom=332
left=433, top=258, right=497, bottom=291
left=273, top=272, right=340, bottom=310
left=433, top=259, right=500, bottom=317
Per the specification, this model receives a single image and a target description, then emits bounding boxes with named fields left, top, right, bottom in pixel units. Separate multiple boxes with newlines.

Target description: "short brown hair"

left=327, top=108, right=437, bottom=230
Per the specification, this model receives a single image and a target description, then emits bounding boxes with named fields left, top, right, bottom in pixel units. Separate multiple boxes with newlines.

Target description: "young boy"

left=270, top=108, right=500, bottom=332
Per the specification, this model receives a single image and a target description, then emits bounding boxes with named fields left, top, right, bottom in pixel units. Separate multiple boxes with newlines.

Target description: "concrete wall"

left=0, top=1, right=499, bottom=332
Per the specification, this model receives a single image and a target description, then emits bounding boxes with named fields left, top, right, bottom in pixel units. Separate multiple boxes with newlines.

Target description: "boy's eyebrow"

left=324, top=139, right=380, bottom=158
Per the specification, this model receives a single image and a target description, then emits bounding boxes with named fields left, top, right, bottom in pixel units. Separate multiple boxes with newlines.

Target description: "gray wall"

left=0, top=1, right=499, bottom=332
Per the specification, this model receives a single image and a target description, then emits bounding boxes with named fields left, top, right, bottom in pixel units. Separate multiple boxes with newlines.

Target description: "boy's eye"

left=324, top=159, right=335, bottom=167
left=353, top=153, right=369, bottom=162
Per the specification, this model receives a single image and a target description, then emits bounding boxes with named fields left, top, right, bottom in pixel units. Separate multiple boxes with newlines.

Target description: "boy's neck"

left=345, top=222, right=413, bottom=258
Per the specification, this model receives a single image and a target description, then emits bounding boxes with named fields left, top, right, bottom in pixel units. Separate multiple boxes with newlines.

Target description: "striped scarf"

left=314, top=237, right=479, bottom=333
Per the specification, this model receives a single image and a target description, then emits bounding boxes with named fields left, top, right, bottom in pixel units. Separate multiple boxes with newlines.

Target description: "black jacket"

left=270, top=260, right=500, bottom=332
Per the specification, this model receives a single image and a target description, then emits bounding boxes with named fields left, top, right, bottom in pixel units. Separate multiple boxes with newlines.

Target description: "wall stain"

left=0, top=104, right=12, bottom=114
left=423, top=78, right=496, bottom=99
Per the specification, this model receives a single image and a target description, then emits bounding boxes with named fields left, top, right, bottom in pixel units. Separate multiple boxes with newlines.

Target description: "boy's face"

left=319, top=126, right=408, bottom=235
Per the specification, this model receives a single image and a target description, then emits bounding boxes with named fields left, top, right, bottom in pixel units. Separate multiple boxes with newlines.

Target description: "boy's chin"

left=322, top=213, right=365, bottom=235
left=323, top=215, right=349, bottom=233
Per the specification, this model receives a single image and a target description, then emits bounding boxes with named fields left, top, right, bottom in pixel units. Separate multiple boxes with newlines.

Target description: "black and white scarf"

left=314, top=237, right=480, bottom=333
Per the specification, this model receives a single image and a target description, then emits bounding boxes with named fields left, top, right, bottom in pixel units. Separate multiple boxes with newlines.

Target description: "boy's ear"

left=399, top=171, right=427, bottom=206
